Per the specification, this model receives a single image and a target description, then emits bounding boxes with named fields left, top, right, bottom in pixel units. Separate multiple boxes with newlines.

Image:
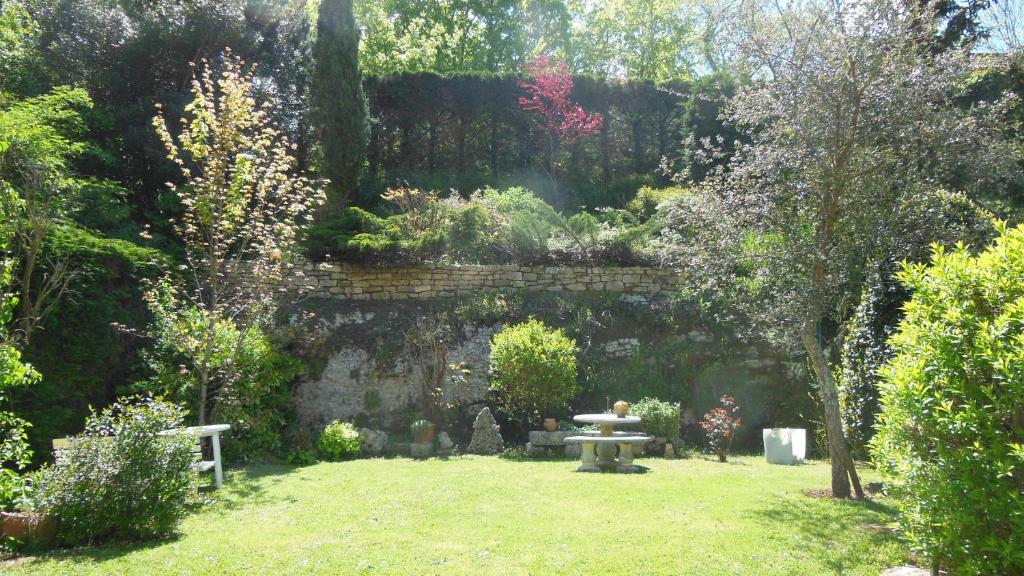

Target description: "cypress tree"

left=310, top=0, right=369, bottom=214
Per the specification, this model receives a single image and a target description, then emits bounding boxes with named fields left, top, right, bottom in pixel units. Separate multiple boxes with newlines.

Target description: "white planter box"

left=762, top=428, right=806, bottom=465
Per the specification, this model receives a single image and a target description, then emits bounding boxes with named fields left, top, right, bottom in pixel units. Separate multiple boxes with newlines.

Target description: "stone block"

left=525, top=442, right=547, bottom=457
left=564, top=444, right=581, bottom=458
left=409, top=442, right=433, bottom=459
left=528, top=430, right=576, bottom=446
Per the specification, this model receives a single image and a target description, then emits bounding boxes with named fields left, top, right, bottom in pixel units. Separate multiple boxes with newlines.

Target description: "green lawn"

left=5, top=456, right=907, bottom=575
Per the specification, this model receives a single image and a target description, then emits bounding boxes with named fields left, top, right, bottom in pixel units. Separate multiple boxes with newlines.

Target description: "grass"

left=5, top=456, right=907, bottom=575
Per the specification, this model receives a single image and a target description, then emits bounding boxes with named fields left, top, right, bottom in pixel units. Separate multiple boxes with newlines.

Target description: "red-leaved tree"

left=517, top=55, right=603, bottom=196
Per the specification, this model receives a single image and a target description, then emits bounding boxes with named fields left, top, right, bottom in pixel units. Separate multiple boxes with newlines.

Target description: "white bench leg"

left=577, top=442, right=599, bottom=472
left=212, top=432, right=223, bottom=488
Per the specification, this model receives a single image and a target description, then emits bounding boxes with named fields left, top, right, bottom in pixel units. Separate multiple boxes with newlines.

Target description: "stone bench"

left=564, top=435, right=651, bottom=472
left=526, top=430, right=582, bottom=458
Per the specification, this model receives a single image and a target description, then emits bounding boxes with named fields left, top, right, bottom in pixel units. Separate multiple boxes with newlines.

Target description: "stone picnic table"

left=564, top=414, right=650, bottom=473
left=159, top=424, right=230, bottom=488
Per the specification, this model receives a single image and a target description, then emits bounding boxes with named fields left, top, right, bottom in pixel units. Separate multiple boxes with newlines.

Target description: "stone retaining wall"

left=279, top=263, right=682, bottom=300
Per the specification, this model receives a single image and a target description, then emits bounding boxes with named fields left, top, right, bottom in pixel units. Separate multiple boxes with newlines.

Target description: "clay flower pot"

left=543, top=418, right=558, bottom=432
left=613, top=400, right=630, bottom=417
left=416, top=423, right=436, bottom=444
left=1, top=511, right=57, bottom=543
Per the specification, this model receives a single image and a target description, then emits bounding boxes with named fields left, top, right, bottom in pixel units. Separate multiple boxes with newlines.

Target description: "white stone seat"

left=564, top=435, right=649, bottom=444
left=564, top=435, right=650, bottom=472
left=578, top=430, right=644, bottom=438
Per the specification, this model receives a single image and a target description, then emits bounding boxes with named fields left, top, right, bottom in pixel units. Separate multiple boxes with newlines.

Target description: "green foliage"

left=488, top=319, right=579, bottom=425
left=0, top=1, right=45, bottom=95
left=631, top=397, right=681, bottom=441
left=144, top=295, right=303, bottom=462
left=871, top=223, right=1024, bottom=574
left=626, top=186, right=689, bottom=222
left=361, top=71, right=685, bottom=210
left=837, top=268, right=900, bottom=461
left=305, top=184, right=664, bottom=265
left=18, top=225, right=163, bottom=457
left=311, top=0, right=369, bottom=211
left=35, top=397, right=196, bottom=545
left=1, top=179, right=37, bottom=502
left=316, top=420, right=362, bottom=461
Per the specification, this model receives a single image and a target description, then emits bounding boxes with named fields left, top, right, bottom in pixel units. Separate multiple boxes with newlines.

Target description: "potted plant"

left=410, top=419, right=435, bottom=444
left=0, top=471, right=55, bottom=544
left=543, top=417, right=558, bottom=432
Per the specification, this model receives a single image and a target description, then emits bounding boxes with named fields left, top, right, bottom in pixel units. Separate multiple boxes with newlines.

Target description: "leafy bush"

left=871, top=224, right=1024, bottom=575
left=626, top=186, right=689, bottom=221
left=631, top=397, right=681, bottom=441
left=316, top=421, right=362, bottom=461
left=144, top=306, right=303, bottom=463
left=489, top=319, right=579, bottom=425
left=700, top=395, right=742, bottom=462
left=36, top=397, right=196, bottom=544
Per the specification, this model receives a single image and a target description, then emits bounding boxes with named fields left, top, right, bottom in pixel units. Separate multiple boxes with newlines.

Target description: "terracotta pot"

left=613, top=400, right=630, bottom=417
left=415, top=423, right=436, bottom=444
left=543, top=418, right=558, bottom=432
left=1, top=511, right=56, bottom=542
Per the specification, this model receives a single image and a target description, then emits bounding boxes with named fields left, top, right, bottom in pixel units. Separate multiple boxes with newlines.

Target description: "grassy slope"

left=7, top=456, right=906, bottom=576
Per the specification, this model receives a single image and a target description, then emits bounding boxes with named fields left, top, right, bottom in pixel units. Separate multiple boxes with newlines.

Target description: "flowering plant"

left=701, top=395, right=742, bottom=462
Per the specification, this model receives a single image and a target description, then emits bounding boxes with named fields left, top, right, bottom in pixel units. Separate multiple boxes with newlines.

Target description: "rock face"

left=359, top=428, right=388, bottom=455
left=293, top=320, right=498, bottom=432
left=467, top=408, right=504, bottom=455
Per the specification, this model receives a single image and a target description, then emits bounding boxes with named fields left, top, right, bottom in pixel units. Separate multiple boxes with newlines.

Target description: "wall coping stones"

left=279, top=262, right=682, bottom=301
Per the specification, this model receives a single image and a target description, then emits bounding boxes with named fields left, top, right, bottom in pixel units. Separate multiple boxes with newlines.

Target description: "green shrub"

left=144, top=309, right=303, bottom=463
left=447, top=203, right=493, bottom=259
left=317, top=421, right=362, bottom=461
left=36, top=397, right=196, bottom=545
left=631, top=397, right=681, bottom=441
left=626, top=186, right=689, bottom=221
left=871, top=223, right=1024, bottom=575
left=488, top=319, right=579, bottom=425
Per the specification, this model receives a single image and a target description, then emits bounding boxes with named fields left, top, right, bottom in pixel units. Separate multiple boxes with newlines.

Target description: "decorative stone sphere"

left=613, top=400, right=630, bottom=417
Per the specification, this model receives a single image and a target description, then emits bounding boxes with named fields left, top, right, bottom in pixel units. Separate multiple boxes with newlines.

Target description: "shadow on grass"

left=9, top=464, right=304, bottom=568
left=753, top=492, right=903, bottom=573
left=8, top=533, right=182, bottom=568
left=210, top=464, right=301, bottom=511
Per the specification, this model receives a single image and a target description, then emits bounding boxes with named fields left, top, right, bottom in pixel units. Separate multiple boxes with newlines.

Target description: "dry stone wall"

left=280, top=263, right=682, bottom=300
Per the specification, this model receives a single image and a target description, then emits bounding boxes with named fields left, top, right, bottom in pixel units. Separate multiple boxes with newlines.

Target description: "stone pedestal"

left=578, top=442, right=599, bottom=472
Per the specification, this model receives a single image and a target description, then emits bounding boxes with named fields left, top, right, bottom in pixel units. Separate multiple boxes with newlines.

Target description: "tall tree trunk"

left=197, top=369, right=209, bottom=426
left=803, top=166, right=865, bottom=498
left=801, top=322, right=863, bottom=498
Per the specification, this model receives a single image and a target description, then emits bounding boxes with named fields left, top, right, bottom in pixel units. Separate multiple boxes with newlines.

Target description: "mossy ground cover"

left=6, top=456, right=906, bottom=575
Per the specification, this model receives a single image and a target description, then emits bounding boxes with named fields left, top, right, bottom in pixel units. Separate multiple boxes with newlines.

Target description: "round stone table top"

left=573, top=413, right=641, bottom=426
